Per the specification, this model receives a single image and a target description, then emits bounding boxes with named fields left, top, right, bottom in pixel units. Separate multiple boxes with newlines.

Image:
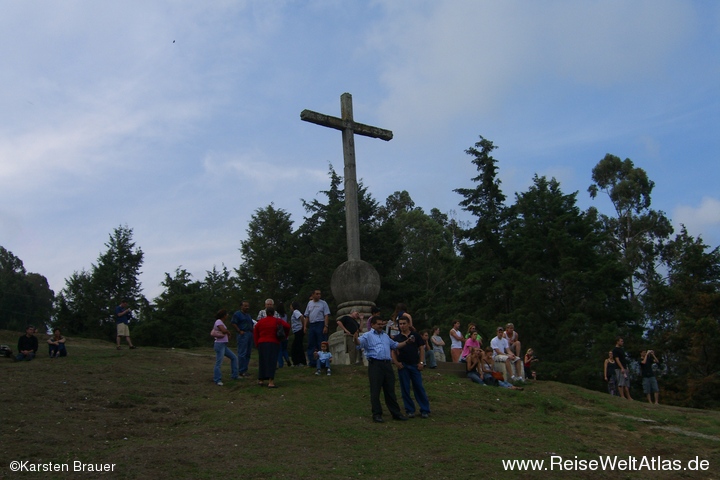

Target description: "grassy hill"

left=2, top=331, right=719, bottom=479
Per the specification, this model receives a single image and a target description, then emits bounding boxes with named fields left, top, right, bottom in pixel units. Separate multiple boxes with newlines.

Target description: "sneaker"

left=406, top=412, right=415, bottom=419
left=327, top=370, right=331, bottom=376
left=421, top=412, right=430, bottom=419
left=216, top=381, right=224, bottom=386
left=315, top=370, right=321, bottom=376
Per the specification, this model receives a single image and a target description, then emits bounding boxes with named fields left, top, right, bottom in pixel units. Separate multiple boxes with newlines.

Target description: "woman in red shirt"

left=254, top=306, right=291, bottom=388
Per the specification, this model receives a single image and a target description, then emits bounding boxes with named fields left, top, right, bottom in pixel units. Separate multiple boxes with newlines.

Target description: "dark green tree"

left=645, top=227, right=720, bottom=408
left=588, top=154, right=673, bottom=312
left=295, top=165, right=400, bottom=308
left=134, top=268, right=205, bottom=348
left=296, top=166, right=348, bottom=303
left=504, top=175, right=633, bottom=388
left=378, top=192, right=459, bottom=328
left=453, top=136, right=510, bottom=327
left=237, top=204, right=299, bottom=308
left=0, top=246, right=54, bottom=330
left=55, top=225, right=145, bottom=339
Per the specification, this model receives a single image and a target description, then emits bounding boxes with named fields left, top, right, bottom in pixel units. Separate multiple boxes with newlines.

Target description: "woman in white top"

left=449, top=320, right=464, bottom=363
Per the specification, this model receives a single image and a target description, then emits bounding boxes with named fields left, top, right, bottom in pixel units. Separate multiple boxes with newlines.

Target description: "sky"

left=1, top=1, right=719, bottom=300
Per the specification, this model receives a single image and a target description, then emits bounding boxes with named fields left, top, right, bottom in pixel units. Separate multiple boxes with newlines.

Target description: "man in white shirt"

left=490, top=327, right=523, bottom=381
left=257, top=298, right=277, bottom=321
left=305, top=289, right=331, bottom=368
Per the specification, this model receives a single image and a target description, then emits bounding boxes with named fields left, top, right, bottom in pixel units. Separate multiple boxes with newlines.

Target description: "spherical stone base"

left=330, top=259, right=381, bottom=305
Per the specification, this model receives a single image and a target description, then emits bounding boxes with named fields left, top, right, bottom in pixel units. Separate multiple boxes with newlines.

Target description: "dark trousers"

left=307, top=322, right=326, bottom=367
left=367, top=359, right=402, bottom=417
left=258, top=342, right=280, bottom=380
left=291, top=330, right=306, bottom=365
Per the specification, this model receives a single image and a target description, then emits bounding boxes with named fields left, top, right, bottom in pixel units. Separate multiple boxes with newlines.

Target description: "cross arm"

left=300, top=109, right=393, bottom=141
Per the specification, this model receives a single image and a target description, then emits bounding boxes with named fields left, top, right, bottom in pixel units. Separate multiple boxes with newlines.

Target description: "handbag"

left=276, top=320, right=287, bottom=341
left=211, top=326, right=225, bottom=338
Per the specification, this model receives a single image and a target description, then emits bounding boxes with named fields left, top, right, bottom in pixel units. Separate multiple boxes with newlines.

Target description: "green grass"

left=2, top=331, right=719, bottom=479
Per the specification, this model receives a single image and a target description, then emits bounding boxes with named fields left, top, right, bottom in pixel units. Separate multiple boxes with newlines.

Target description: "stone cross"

left=300, top=93, right=393, bottom=261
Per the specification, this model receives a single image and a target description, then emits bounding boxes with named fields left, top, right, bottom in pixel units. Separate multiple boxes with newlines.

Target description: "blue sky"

left=1, top=1, right=719, bottom=299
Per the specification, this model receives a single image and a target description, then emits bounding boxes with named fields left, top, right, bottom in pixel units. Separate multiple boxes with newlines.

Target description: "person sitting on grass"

left=420, top=331, right=437, bottom=368
left=314, top=341, right=332, bottom=376
left=16, top=325, right=38, bottom=362
left=482, top=348, right=523, bottom=390
left=47, top=328, right=67, bottom=358
left=465, top=347, right=486, bottom=385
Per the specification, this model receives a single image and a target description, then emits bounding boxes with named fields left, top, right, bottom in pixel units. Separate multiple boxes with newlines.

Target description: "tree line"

left=2, top=135, right=718, bottom=408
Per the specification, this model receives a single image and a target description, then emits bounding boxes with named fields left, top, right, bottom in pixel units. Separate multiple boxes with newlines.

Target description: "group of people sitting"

left=13, top=325, right=67, bottom=361
left=446, top=321, right=538, bottom=383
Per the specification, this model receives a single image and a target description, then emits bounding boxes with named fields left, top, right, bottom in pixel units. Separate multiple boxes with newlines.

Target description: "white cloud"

left=369, top=1, right=696, bottom=138
left=201, top=151, right=328, bottom=188
left=674, top=197, right=720, bottom=240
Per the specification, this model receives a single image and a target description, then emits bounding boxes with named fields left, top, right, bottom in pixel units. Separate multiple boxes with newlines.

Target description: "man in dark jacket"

left=16, top=325, right=38, bottom=361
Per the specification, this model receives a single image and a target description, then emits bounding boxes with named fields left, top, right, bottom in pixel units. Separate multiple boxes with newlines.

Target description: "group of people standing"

left=604, top=336, right=660, bottom=404
left=211, top=290, right=331, bottom=387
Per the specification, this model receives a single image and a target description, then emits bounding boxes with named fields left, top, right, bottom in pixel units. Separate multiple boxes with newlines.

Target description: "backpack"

left=0, top=344, right=13, bottom=358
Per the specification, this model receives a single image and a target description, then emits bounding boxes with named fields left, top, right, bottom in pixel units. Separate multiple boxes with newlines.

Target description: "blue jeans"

left=214, top=342, right=238, bottom=383
left=15, top=352, right=35, bottom=361
left=397, top=363, right=431, bottom=415
left=467, top=371, right=485, bottom=385
left=307, top=322, right=326, bottom=368
left=424, top=349, right=437, bottom=368
left=236, top=331, right=253, bottom=375
left=278, top=339, right=291, bottom=367
left=49, top=344, right=67, bottom=357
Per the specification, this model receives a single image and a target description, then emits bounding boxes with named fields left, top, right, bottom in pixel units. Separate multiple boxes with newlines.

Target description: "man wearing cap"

left=490, top=326, right=523, bottom=381
left=354, top=316, right=414, bottom=423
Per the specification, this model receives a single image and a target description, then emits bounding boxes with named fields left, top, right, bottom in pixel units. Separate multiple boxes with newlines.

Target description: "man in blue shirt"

left=354, top=316, right=414, bottom=423
left=231, top=301, right=254, bottom=377
left=115, top=300, right=136, bottom=350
